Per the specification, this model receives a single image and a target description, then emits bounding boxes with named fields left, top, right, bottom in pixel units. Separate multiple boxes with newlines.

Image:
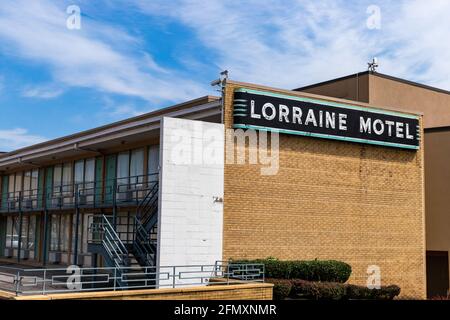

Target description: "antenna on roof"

left=368, top=57, right=379, bottom=72
left=210, top=70, right=228, bottom=88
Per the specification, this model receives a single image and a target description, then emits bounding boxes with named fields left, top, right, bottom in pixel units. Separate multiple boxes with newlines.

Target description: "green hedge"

left=291, top=279, right=347, bottom=300
left=270, top=279, right=401, bottom=300
left=267, top=279, right=292, bottom=300
left=232, top=258, right=352, bottom=283
left=346, top=284, right=401, bottom=300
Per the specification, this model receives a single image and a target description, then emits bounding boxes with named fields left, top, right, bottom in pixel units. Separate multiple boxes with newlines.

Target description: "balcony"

left=0, top=173, right=158, bottom=213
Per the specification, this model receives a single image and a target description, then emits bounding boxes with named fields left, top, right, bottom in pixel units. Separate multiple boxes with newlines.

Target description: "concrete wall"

left=222, top=81, right=426, bottom=299
left=158, top=117, right=224, bottom=286
left=297, top=73, right=369, bottom=103
left=424, top=128, right=450, bottom=285
left=369, top=75, right=450, bottom=129
left=299, top=73, right=450, bottom=129
left=6, top=283, right=274, bottom=300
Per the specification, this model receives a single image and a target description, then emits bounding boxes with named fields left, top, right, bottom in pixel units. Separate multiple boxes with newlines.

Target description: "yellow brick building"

left=222, top=80, right=426, bottom=299
left=0, top=74, right=434, bottom=300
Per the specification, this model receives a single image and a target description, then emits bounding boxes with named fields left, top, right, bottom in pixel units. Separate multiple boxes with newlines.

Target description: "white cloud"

left=0, top=128, right=47, bottom=151
left=0, top=0, right=207, bottom=103
left=96, top=96, right=148, bottom=121
left=22, top=84, right=64, bottom=99
left=134, top=0, right=450, bottom=91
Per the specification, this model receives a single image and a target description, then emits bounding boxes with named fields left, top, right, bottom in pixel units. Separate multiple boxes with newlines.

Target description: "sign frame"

left=232, top=87, right=420, bottom=150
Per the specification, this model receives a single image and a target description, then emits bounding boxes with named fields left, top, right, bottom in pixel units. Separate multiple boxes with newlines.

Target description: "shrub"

left=289, top=260, right=352, bottom=283
left=290, top=280, right=401, bottom=300
left=291, top=279, right=348, bottom=300
left=231, top=258, right=351, bottom=283
left=266, top=278, right=292, bottom=300
left=346, top=284, right=400, bottom=300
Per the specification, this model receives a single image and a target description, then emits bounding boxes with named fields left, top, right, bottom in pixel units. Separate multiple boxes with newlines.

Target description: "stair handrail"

left=101, top=214, right=128, bottom=268
left=137, top=182, right=158, bottom=219
left=133, top=216, right=156, bottom=266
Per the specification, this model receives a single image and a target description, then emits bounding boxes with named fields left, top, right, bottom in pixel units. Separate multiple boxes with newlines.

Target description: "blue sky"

left=0, top=0, right=449, bottom=151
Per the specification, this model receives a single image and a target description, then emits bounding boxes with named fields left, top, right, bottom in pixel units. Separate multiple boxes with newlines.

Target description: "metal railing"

left=0, top=173, right=158, bottom=213
left=0, top=262, right=265, bottom=296
left=99, top=215, right=129, bottom=269
left=137, top=182, right=158, bottom=225
left=133, top=217, right=156, bottom=266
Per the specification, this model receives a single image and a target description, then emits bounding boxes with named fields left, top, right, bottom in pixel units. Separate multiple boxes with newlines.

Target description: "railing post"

left=93, top=179, right=96, bottom=208
left=262, top=264, right=265, bottom=283
left=42, top=181, right=48, bottom=266
left=112, top=179, right=117, bottom=228
left=15, top=270, right=20, bottom=296
left=17, top=191, right=23, bottom=263
left=114, top=268, right=117, bottom=291
left=172, top=266, right=176, bottom=288
left=73, top=184, right=80, bottom=265
left=43, top=269, right=46, bottom=295
left=42, top=210, right=48, bottom=266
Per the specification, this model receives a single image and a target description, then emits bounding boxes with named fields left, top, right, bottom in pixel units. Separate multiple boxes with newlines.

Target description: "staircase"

left=88, top=215, right=131, bottom=287
left=87, top=182, right=159, bottom=289
left=133, top=182, right=159, bottom=266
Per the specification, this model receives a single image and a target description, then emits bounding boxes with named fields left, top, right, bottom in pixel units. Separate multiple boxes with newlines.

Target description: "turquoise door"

left=45, top=167, right=53, bottom=207
left=104, top=155, right=116, bottom=204
left=95, top=157, right=104, bottom=206
left=37, top=169, right=45, bottom=208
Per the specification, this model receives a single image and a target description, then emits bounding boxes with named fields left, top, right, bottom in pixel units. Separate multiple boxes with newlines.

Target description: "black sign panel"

left=233, top=88, right=420, bottom=150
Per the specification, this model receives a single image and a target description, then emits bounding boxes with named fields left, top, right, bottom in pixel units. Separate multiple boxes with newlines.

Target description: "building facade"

left=0, top=75, right=433, bottom=299
left=296, top=71, right=450, bottom=298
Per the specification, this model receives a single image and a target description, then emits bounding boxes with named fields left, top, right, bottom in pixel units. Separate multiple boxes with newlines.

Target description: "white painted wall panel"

left=157, top=117, right=224, bottom=287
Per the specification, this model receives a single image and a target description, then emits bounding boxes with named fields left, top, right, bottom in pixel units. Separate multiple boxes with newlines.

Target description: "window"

left=23, top=171, right=31, bottom=198
left=85, top=158, right=95, bottom=183
left=22, top=169, right=39, bottom=203
left=130, top=149, right=144, bottom=184
left=50, top=214, right=70, bottom=252
left=7, top=173, right=22, bottom=208
left=63, top=163, right=73, bottom=204
left=74, top=160, right=84, bottom=185
left=117, top=152, right=130, bottom=184
left=53, top=165, right=62, bottom=188
left=62, top=163, right=72, bottom=186
left=6, top=216, right=20, bottom=249
left=8, top=174, right=14, bottom=196
left=72, top=213, right=91, bottom=254
left=28, top=216, right=36, bottom=253
left=14, top=172, right=22, bottom=194
left=148, top=145, right=159, bottom=182
left=50, top=214, right=61, bottom=251
left=20, top=216, right=28, bottom=251
left=61, top=214, right=70, bottom=251
left=31, top=170, right=38, bottom=190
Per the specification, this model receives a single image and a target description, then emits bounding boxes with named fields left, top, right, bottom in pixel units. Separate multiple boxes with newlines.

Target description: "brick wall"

left=11, top=283, right=273, bottom=300
left=222, top=81, right=426, bottom=299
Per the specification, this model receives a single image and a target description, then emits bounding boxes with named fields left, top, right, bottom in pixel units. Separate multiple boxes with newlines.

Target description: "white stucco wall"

left=157, top=117, right=224, bottom=287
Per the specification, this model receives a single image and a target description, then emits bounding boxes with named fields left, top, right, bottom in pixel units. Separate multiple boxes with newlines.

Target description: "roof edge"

left=0, top=95, right=220, bottom=159
left=295, top=71, right=450, bottom=96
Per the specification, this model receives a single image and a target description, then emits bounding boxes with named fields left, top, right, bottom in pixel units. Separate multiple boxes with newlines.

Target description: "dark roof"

left=0, top=95, right=220, bottom=159
left=294, top=71, right=450, bottom=96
